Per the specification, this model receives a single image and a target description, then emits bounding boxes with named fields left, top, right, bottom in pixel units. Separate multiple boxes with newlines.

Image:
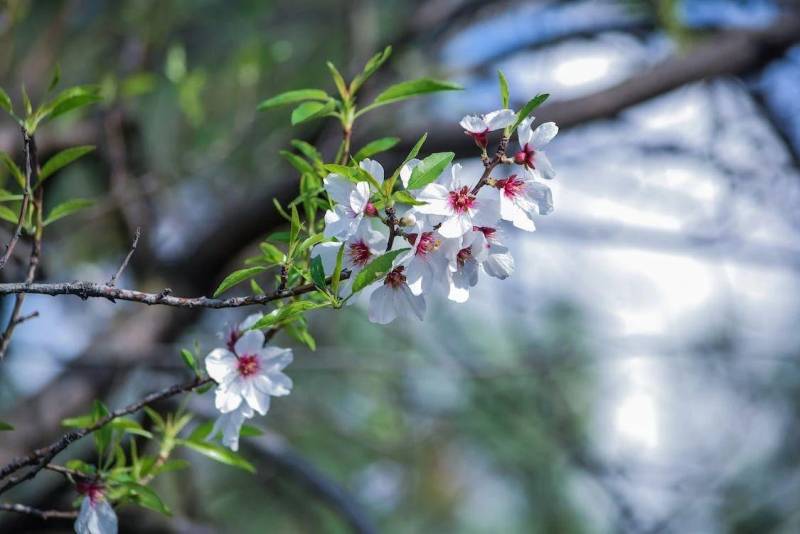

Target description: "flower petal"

left=438, top=214, right=472, bottom=238
left=484, top=108, right=516, bottom=130
left=459, top=115, right=487, bottom=133
left=323, top=174, right=353, bottom=205
left=234, top=330, right=265, bottom=357
left=399, top=158, right=422, bottom=188
left=529, top=122, right=558, bottom=149
left=205, top=348, right=238, bottom=383
left=535, top=151, right=556, bottom=180
left=368, top=285, right=397, bottom=324
left=517, top=116, right=535, bottom=147
left=359, top=158, right=384, bottom=184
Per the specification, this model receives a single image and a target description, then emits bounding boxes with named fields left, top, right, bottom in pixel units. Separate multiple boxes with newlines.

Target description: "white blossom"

left=415, top=163, right=499, bottom=238
left=210, top=403, right=255, bottom=452
left=495, top=173, right=553, bottom=231
left=459, top=109, right=516, bottom=148
left=205, top=330, right=293, bottom=416
left=323, top=175, right=372, bottom=240
left=313, top=223, right=386, bottom=297
left=368, top=267, right=426, bottom=324
left=74, top=483, right=117, bottom=534
left=396, top=223, right=461, bottom=297
left=448, top=229, right=489, bottom=303
left=513, top=117, right=558, bottom=180
left=475, top=226, right=514, bottom=280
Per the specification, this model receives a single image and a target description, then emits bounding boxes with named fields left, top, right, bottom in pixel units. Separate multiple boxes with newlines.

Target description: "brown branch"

left=0, top=503, right=77, bottom=520
left=107, top=226, right=141, bottom=287
left=0, top=128, right=33, bottom=272
left=0, top=270, right=351, bottom=309
left=0, top=376, right=212, bottom=496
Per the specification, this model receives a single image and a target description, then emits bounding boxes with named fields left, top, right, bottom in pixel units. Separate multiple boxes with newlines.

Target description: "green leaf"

left=239, top=425, right=264, bottom=437
left=297, top=234, right=324, bottom=256
left=387, top=133, right=427, bottom=191
left=48, top=64, right=61, bottom=93
left=0, top=421, right=13, bottom=431
left=251, top=300, right=323, bottom=330
left=121, top=482, right=172, bottom=516
left=0, top=87, right=12, bottom=115
left=0, top=205, right=19, bottom=225
left=267, top=231, right=291, bottom=244
left=326, top=62, right=349, bottom=100
left=39, top=145, right=95, bottom=181
left=213, top=267, right=266, bottom=298
left=151, top=459, right=190, bottom=476
left=353, top=137, right=400, bottom=161
left=188, top=421, right=215, bottom=441
left=180, top=348, right=201, bottom=376
left=310, top=255, right=326, bottom=290
left=350, top=46, right=392, bottom=95
left=260, top=242, right=285, bottom=263
left=65, top=459, right=96, bottom=475
left=257, top=89, right=329, bottom=110
left=109, top=418, right=153, bottom=439
left=512, top=93, right=550, bottom=130
left=290, top=140, right=322, bottom=164
left=280, top=150, right=314, bottom=174
left=331, top=242, right=345, bottom=298
left=289, top=204, right=301, bottom=248
left=498, top=70, right=510, bottom=108
left=0, top=151, right=25, bottom=190
left=393, top=190, right=427, bottom=206
left=92, top=400, right=112, bottom=457
left=43, top=198, right=94, bottom=226
left=178, top=438, right=255, bottom=473
left=351, top=248, right=409, bottom=294
left=406, top=152, right=454, bottom=190
left=143, top=407, right=165, bottom=430
left=373, top=79, right=462, bottom=105
left=290, top=100, right=336, bottom=125
left=21, top=84, right=31, bottom=116
left=42, top=85, right=102, bottom=120
left=0, top=189, right=22, bottom=202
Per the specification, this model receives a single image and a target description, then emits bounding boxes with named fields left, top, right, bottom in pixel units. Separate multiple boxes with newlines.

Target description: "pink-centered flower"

left=447, top=229, right=489, bottom=303
left=459, top=109, right=516, bottom=148
left=312, top=223, right=386, bottom=298
left=415, top=163, right=500, bottom=238
left=396, top=223, right=461, bottom=296
left=205, top=330, right=293, bottom=417
left=495, top=173, right=553, bottom=231
left=75, top=481, right=117, bottom=534
left=514, top=117, right=558, bottom=180
left=323, top=158, right=388, bottom=239
left=368, top=266, right=426, bottom=324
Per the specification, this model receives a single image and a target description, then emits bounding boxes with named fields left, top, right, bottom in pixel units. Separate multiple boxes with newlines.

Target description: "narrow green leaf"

left=48, top=64, right=61, bottom=93
left=0, top=189, right=22, bottom=202
left=0, top=205, right=19, bottom=225
left=0, top=87, right=12, bottom=115
left=143, top=407, right=165, bottom=430
left=178, top=438, right=255, bottom=473
left=351, top=248, right=409, bottom=294
left=512, top=93, right=550, bottom=130
left=406, top=152, right=454, bottom=190
left=498, top=70, right=510, bottom=108
left=310, top=255, right=326, bottom=290
left=331, top=243, right=345, bottom=297
left=0, top=421, right=13, bottom=431
left=21, top=84, right=31, bottom=116
left=260, top=242, right=285, bottom=263
left=350, top=46, right=392, bottom=95
left=109, top=418, right=153, bottom=439
left=92, top=400, right=112, bottom=457
left=213, top=266, right=266, bottom=298
left=289, top=204, right=301, bottom=248
left=121, top=482, right=172, bottom=516
left=180, top=348, right=201, bottom=376
left=188, top=421, right=215, bottom=441
left=251, top=300, right=323, bottom=330
left=353, top=137, right=400, bottom=161
left=297, top=233, right=324, bottom=255
left=373, top=78, right=462, bottom=105
left=290, top=140, right=323, bottom=164
left=258, top=89, right=329, bottom=110
left=326, top=62, right=349, bottom=100
left=280, top=150, right=314, bottom=174
left=0, top=151, right=25, bottom=189
left=239, top=425, right=264, bottom=437
left=290, top=100, right=336, bottom=125
left=43, top=198, right=94, bottom=226
left=393, top=190, right=427, bottom=206
left=39, top=145, right=95, bottom=181
left=42, top=85, right=103, bottom=120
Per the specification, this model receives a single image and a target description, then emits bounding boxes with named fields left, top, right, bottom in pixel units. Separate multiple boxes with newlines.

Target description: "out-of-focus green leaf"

left=180, top=348, right=201, bottom=376
left=0, top=205, right=19, bottom=225
left=251, top=300, right=323, bottom=330
left=310, top=255, right=326, bottom=290
left=0, top=421, right=13, bottom=431
left=0, top=87, right=12, bottom=115
left=280, top=150, right=314, bottom=174
left=373, top=78, right=462, bottom=105
left=290, top=100, right=336, bottom=125
left=498, top=70, right=510, bottom=108
left=512, top=93, right=549, bottom=130
left=0, top=151, right=25, bottom=189
left=121, top=482, right=172, bottom=516
left=178, top=438, right=255, bottom=473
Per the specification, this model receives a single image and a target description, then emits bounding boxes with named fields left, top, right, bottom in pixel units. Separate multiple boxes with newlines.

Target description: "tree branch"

left=0, top=503, right=77, bottom=520
left=0, top=376, right=212, bottom=496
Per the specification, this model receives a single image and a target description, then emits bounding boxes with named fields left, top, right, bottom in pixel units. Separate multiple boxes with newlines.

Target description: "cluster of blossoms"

left=318, top=109, right=558, bottom=324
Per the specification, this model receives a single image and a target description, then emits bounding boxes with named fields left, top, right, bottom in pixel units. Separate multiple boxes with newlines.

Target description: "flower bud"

left=513, top=150, right=527, bottom=165
left=364, top=202, right=379, bottom=217
left=398, top=213, right=416, bottom=227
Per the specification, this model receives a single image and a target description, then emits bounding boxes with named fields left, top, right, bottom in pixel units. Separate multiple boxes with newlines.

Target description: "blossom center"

left=496, top=175, right=526, bottom=199
left=473, top=226, right=497, bottom=243
left=348, top=240, right=372, bottom=266
left=385, top=266, right=406, bottom=289
left=448, top=186, right=475, bottom=214
left=415, top=232, right=440, bottom=256
left=457, top=247, right=472, bottom=267
left=77, top=481, right=105, bottom=505
left=225, top=328, right=242, bottom=351
left=465, top=128, right=489, bottom=148
left=514, top=144, right=535, bottom=168
left=237, top=354, right=260, bottom=377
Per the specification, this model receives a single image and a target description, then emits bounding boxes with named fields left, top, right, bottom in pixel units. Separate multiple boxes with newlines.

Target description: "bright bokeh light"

left=553, top=55, right=611, bottom=87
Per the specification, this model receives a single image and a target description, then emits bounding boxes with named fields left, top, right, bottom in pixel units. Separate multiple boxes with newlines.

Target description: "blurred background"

left=1, top=0, right=800, bottom=532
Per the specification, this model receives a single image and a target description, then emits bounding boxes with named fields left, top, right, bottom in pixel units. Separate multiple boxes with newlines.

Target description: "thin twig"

left=0, top=128, right=33, bottom=272
left=0, top=503, right=77, bottom=520
left=0, top=271, right=351, bottom=310
left=0, top=376, right=212, bottom=495
left=44, top=463, right=90, bottom=480
left=108, top=226, right=141, bottom=286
